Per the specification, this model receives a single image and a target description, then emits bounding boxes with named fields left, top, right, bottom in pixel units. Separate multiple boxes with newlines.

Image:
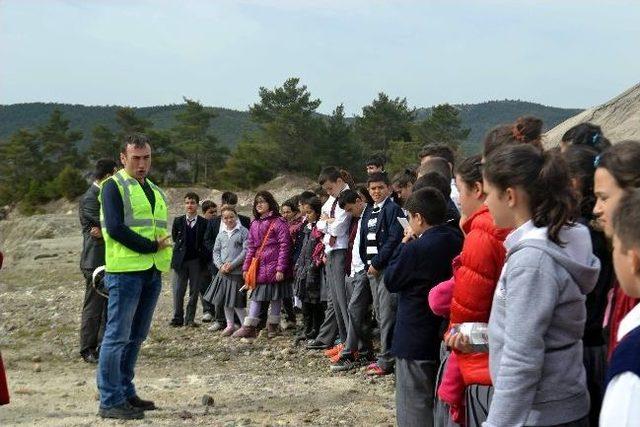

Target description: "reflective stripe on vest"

left=101, top=170, right=172, bottom=273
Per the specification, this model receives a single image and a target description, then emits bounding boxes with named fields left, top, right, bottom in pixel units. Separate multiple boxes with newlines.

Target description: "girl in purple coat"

left=233, top=191, right=292, bottom=341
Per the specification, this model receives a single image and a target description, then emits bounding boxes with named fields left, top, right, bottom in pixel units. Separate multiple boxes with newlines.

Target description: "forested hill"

left=0, top=100, right=581, bottom=153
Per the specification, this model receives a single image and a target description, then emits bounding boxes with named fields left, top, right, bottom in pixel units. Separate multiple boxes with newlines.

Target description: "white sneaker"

left=202, top=313, right=213, bottom=323
left=207, top=321, right=224, bottom=332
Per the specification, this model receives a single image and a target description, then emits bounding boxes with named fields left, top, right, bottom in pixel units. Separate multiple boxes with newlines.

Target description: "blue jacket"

left=384, top=225, right=463, bottom=361
left=359, top=198, right=405, bottom=271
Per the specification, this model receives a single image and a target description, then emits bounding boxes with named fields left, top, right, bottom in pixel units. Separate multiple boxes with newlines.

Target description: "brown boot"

left=232, top=317, right=259, bottom=342
left=266, top=315, right=281, bottom=339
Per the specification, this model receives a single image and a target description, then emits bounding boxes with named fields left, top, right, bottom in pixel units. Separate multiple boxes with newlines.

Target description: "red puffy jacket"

left=450, top=206, right=510, bottom=385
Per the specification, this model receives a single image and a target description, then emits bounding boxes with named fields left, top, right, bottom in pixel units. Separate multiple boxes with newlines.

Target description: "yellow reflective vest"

left=100, top=169, right=172, bottom=273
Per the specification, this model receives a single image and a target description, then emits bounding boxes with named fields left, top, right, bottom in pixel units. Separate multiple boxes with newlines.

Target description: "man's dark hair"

left=366, top=155, right=385, bottom=168
left=404, top=188, right=447, bottom=226
left=221, top=191, right=238, bottom=205
left=419, top=144, right=455, bottom=166
left=121, top=132, right=151, bottom=154
left=612, top=189, right=640, bottom=251
left=413, top=172, right=451, bottom=199
left=201, top=200, right=217, bottom=213
left=184, top=192, right=200, bottom=204
left=338, top=189, right=362, bottom=210
left=298, top=190, right=317, bottom=205
left=95, top=158, right=118, bottom=180
left=418, top=157, right=452, bottom=181
left=367, top=172, right=390, bottom=186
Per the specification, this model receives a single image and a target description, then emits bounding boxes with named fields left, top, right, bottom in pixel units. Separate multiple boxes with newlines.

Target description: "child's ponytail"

left=339, top=169, right=356, bottom=190
left=483, top=144, right=576, bottom=245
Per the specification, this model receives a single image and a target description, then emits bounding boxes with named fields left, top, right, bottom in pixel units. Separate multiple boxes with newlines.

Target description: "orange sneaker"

left=324, top=343, right=344, bottom=358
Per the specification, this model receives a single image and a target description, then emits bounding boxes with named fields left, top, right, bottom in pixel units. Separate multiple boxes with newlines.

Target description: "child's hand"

left=444, top=326, right=474, bottom=354
left=275, top=271, right=284, bottom=282
left=402, top=226, right=416, bottom=243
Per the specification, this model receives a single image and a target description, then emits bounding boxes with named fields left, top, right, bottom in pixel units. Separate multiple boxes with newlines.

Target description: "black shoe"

left=169, top=319, right=183, bottom=327
left=306, top=339, right=330, bottom=350
left=330, top=353, right=358, bottom=373
left=185, top=321, right=199, bottom=328
left=81, top=351, right=99, bottom=364
left=99, top=402, right=144, bottom=420
left=128, top=395, right=157, bottom=411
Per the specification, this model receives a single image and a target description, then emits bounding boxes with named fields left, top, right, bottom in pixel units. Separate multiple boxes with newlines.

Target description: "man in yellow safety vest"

left=97, top=133, right=172, bottom=420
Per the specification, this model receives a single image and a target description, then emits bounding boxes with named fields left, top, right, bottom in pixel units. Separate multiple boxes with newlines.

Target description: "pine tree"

left=39, top=109, right=84, bottom=177
left=355, top=93, right=416, bottom=153
left=413, top=104, right=470, bottom=150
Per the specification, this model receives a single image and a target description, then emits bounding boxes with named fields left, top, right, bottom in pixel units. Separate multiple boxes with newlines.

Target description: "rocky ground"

left=0, top=179, right=396, bottom=426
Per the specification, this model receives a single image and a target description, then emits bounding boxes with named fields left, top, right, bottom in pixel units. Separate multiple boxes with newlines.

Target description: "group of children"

left=168, top=119, right=640, bottom=427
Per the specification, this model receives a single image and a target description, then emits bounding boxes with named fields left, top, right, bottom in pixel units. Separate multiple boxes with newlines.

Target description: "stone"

left=202, top=394, right=215, bottom=407
left=34, top=364, right=42, bottom=372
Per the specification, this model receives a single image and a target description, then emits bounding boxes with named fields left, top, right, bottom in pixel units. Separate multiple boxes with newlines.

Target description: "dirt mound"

left=545, top=82, right=640, bottom=147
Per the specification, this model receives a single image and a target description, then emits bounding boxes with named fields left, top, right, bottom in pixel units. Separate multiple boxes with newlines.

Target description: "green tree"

left=172, top=97, right=228, bottom=184
left=386, top=140, right=422, bottom=175
left=54, top=166, right=87, bottom=201
left=88, top=124, right=118, bottom=161
left=39, top=109, right=84, bottom=176
left=248, top=77, right=324, bottom=173
left=318, top=104, right=363, bottom=177
left=354, top=93, right=415, bottom=153
left=115, top=107, right=152, bottom=136
left=413, top=104, right=470, bottom=150
left=0, top=129, right=42, bottom=205
left=219, top=133, right=278, bottom=189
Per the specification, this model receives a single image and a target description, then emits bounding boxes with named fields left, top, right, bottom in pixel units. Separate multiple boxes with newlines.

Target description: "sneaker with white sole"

left=207, top=321, right=224, bottom=332
left=202, top=313, right=213, bottom=323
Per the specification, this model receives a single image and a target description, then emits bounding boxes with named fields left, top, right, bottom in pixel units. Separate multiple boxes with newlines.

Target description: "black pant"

left=80, top=269, right=107, bottom=355
left=302, top=301, right=326, bottom=339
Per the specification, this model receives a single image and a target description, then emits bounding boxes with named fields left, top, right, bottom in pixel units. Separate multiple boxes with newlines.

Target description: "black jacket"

left=203, top=214, right=251, bottom=273
left=358, top=198, right=405, bottom=271
left=384, top=225, right=463, bottom=360
left=79, top=183, right=104, bottom=271
left=170, top=215, right=209, bottom=269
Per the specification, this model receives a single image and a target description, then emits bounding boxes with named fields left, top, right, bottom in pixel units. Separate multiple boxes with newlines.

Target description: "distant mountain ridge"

left=0, top=100, right=581, bottom=154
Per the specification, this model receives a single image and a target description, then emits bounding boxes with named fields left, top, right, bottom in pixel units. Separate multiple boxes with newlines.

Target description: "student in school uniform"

left=601, top=189, right=640, bottom=426
left=359, top=172, right=405, bottom=376
left=385, top=187, right=463, bottom=426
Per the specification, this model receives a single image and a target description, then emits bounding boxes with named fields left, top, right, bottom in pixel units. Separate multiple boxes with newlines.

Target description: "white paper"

left=397, top=216, right=410, bottom=230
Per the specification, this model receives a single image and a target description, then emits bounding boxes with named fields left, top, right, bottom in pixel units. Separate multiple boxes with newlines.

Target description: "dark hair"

left=613, top=189, right=640, bottom=250
left=483, top=125, right=518, bottom=158
left=513, top=116, right=543, bottom=147
left=356, top=185, right=374, bottom=204
left=418, top=157, right=452, bottom=181
left=121, top=132, right=151, bottom=154
left=282, top=197, right=300, bottom=213
left=366, top=155, right=385, bottom=168
left=253, top=191, right=280, bottom=219
left=413, top=172, right=451, bottom=199
left=596, top=140, right=640, bottom=190
left=298, top=190, right=317, bottom=205
left=392, top=168, right=417, bottom=188
left=562, top=122, right=611, bottom=152
left=94, top=158, right=117, bottom=180
left=419, top=144, right=455, bottom=167
left=367, top=172, right=390, bottom=186
left=338, top=189, right=362, bottom=209
left=404, top=188, right=447, bottom=226
left=301, top=196, right=323, bottom=218
left=201, top=200, right=217, bottom=213
left=318, top=166, right=356, bottom=189
left=313, top=185, right=329, bottom=199
left=184, top=192, right=200, bottom=204
left=221, top=191, right=239, bottom=205
left=483, top=144, right=576, bottom=245
left=455, top=155, right=483, bottom=188
left=563, top=145, right=598, bottom=220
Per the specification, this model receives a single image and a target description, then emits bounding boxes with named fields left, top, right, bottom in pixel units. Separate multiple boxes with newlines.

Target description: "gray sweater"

left=486, top=221, right=600, bottom=427
left=212, top=225, right=248, bottom=276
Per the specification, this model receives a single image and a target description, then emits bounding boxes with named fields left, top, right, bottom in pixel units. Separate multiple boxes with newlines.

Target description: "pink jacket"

left=242, top=213, right=292, bottom=284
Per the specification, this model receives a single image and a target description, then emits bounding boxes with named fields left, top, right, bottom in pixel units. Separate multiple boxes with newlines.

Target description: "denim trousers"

left=97, top=268, right=161, bottom=408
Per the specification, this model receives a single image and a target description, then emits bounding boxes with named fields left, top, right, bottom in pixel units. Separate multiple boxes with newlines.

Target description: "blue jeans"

left=97, top=268, right=161, bottom=408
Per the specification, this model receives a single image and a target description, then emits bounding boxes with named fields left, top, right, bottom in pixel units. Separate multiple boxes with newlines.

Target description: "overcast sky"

left=1, top=0, right=639, bottom=115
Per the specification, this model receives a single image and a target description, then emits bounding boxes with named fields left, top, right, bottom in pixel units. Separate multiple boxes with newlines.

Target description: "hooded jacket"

left=242, top=213, right=292, bottom=284
left=451, top=206, right=510, bottom=385
left=486, top=221, right=600, bottom=427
